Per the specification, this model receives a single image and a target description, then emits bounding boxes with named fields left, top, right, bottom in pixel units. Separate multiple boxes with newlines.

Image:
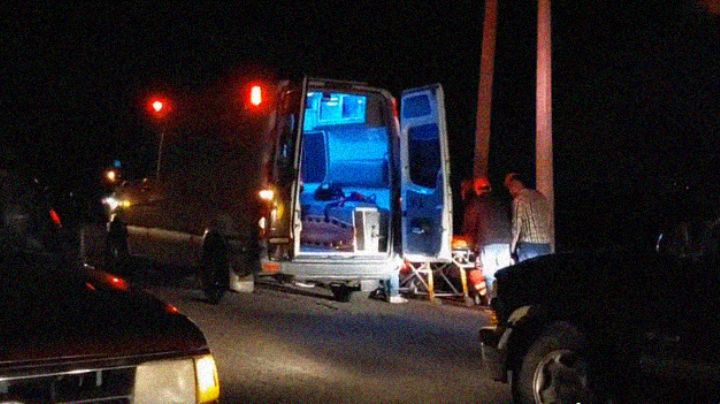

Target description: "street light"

left=147, top=96, right=171, bottom=119
left=250, top=85, right=263, bottom=107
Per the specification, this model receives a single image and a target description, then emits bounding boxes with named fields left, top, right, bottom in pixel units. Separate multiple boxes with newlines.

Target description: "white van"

left=255, top=78, right=453, bottom=301
left=105, top=77, right=453, bottom=303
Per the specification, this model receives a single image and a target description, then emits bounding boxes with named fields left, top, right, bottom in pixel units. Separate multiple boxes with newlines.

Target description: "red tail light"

left=106, top=275, right=129, bottom=291
left=49, top=209, right=62, bottom=228
left=165, top=303, right=180, bottom=314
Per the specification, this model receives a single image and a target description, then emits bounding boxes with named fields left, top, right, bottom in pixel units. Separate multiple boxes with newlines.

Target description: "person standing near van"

left=386, top=271, right=408, bottom=304
left=504, top=173, right=552, bottom=262
left=462, top=176, right=512, bottom=301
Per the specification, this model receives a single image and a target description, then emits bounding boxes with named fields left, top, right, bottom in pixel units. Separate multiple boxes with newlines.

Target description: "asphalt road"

left=134, top=267, right=512, bottom=403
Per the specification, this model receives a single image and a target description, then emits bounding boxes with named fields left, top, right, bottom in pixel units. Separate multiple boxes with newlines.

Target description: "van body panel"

left=110, top=77, right=453, bottom=292
left=399, top=84, right=453, bottom=262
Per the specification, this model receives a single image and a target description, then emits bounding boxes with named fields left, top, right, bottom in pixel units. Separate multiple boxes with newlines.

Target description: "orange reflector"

left=262, top=261, right=281, bottom=274
left=488, top=309, right=499, bottom=326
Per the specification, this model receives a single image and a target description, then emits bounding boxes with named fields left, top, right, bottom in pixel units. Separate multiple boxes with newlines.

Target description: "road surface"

left=136, top=267, right=512, bottom=403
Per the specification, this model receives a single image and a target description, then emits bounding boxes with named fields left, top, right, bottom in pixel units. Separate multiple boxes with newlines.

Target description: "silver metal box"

left=353, top=207, right=380, bottom=253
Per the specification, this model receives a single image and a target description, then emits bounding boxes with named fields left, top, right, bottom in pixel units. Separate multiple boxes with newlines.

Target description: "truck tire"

left=104, top=223, right=131, bottom=277
left=330, top=285, right=351, bottom=302
left=200, top=236, right=229, bottom=304
left=512, top=322, right=597, bottom=404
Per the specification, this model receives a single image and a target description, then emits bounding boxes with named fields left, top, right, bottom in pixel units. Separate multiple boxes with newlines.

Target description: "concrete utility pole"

left=473, top=0, right=498, bottom=178
left=536, top=0, right=555, bottom=249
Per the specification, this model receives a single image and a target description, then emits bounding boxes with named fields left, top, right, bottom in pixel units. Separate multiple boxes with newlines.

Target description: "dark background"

left=2, top=1, right=719, bottom=251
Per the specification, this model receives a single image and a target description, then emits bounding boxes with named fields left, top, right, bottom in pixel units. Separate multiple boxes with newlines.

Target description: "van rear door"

left=399, top=84, right=453, bottom=262
left=266, top=80, right=305, bottom=250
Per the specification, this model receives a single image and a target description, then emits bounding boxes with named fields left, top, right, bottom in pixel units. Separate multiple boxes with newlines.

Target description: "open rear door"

left=399, top=84, right=453, bottom=262
left=266, top=78, right=306, bottom=254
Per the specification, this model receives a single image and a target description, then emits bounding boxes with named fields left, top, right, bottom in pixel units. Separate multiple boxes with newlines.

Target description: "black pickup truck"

left=1, top=169, right=220, bottom=403
left=480, top=218, right=720, bottom=403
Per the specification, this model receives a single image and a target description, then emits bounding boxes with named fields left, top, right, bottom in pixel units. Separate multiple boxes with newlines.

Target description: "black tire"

left=104, top=224, right=131, bottom=277
left=512, top=322, right=598, bottom=404
left=238, top=227, right=260, bottom=277
left=200, top=236, right=229, bottom=305
left=330, top=285, right=352, bottom=302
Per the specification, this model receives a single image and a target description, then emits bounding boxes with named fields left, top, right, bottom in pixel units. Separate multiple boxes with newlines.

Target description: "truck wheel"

left=330, top=285, right=352, bottom=302
left=104, top=225, right=131, bottom=277
left=200, top=237, right=229, bottom=304
left=512, top=322, right=597, bottom=404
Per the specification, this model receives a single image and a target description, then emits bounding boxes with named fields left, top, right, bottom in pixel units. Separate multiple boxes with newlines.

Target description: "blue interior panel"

left=304, top=92, right=367, bottom=130
left=408, top=123, right=440, bottom=189
left=299, top=90, right=391, bottom=252
left=301, top=131, right=327, bottom=183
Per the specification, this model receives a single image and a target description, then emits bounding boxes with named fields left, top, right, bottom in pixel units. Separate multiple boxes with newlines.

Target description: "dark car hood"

left=0, top=252, right=208, bottom=370
left=493, top=250, right=661, bottom=320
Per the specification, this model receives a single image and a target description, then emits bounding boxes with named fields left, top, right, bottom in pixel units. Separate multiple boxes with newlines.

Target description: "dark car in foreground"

left=0, top=170, right=219, bottom=403
left=480, top=218, right=720, bottom=403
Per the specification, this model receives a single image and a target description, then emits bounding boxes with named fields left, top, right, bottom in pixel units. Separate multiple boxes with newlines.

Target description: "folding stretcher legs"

left=399, top=249, right=477, bottom=306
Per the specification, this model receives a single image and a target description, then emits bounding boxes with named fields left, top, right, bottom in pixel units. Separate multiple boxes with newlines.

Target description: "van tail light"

left=391, top=97, right=399, bottom=120
left=49, top=208, right=62, bottom=228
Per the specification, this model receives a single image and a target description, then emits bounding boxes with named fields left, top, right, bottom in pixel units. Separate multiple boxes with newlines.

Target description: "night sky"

left=3, top=1, right=719, bottom=250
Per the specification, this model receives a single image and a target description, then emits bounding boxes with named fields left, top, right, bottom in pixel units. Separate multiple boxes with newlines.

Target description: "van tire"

left=330, top=285, right=367, bottom=302
left=200, top=236, right=229, bottom=305
left=104, top=223, right=131, bottom=277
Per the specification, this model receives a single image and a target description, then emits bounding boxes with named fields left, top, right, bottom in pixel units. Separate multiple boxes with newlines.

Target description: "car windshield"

left=0, top=170, right=61, bottom=256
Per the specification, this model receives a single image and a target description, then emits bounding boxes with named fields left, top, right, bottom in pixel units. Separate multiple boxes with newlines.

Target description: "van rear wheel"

left=200, top=238, right=229, bottom=304
left=331, top=285, right=352, bottom=302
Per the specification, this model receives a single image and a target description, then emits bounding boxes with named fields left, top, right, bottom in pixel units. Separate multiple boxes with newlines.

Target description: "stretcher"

left=399, top=246, right=478, bottom=306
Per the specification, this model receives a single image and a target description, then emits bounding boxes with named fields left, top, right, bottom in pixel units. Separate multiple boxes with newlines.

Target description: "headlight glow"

left=102, top=197, right=131, bottom=211
left=258, top=189, right=274, bottom=201
left=133, top=355, right=220, bottom=404
left=195, top=355, right=220, bottom=403
left=102, top=197, right=119, bottom=211
left=134, top=358, right=195, bottom=404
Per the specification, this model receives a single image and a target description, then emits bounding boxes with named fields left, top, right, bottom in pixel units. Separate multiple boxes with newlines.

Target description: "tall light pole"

left=147, top=96, right=171, bottom=180
left=536, top=0, right=555, bottom=249
left=474, top=0, right=498, bottom=178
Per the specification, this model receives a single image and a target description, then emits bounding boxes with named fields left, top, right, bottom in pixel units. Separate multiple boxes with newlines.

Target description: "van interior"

left=298, top=90, right=391, bottom=254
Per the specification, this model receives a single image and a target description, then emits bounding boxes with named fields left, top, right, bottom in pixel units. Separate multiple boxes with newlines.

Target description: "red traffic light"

left=249, top=85, right=263, bottom=106
left=146, top=96, right=171, bottom=119
left=152, top=100, right=164, bottom=113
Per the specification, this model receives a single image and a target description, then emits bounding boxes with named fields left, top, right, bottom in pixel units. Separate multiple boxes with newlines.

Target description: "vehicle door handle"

left=411, top=226, right=425, bottom=235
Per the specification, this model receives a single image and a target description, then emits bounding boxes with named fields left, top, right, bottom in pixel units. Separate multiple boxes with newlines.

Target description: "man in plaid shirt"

left=504, top=173, right=552, bottom=262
